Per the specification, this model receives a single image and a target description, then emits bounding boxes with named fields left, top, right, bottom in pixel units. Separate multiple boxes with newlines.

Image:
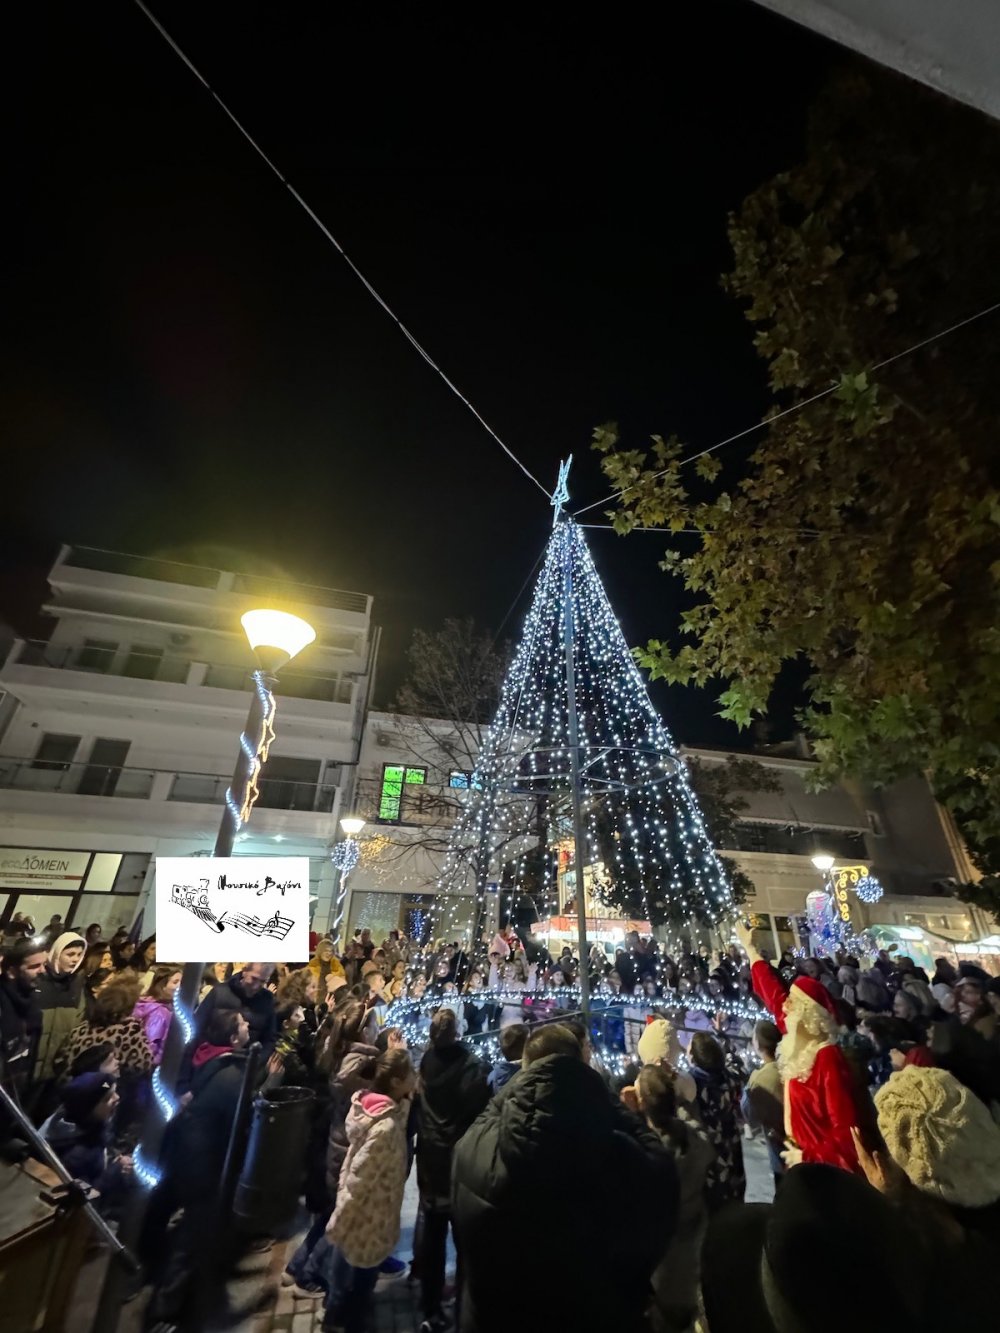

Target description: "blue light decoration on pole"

left=432, top=461, right=736, bottom=1005
left=330, top=815, right=365, bottom=948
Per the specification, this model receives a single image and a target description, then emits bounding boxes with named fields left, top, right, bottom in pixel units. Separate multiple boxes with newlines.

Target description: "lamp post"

left=330, top=814, right=365, bottom=949
left=101, top=608, right=315, bottom=1325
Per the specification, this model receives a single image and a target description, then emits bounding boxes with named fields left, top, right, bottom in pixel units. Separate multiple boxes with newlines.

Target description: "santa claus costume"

left=748, top=959, right=867, bottom=1175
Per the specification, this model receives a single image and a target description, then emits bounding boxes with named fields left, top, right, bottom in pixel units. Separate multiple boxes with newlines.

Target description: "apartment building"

left=0, top=545, right=378, bottom=935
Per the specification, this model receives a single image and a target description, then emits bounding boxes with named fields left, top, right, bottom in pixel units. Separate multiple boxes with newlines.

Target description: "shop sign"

left=0, top=848, right=91, bottom=892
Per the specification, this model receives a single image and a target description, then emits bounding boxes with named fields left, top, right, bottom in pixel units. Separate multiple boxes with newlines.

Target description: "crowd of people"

left=2, top=909, right=1000, bottom=1332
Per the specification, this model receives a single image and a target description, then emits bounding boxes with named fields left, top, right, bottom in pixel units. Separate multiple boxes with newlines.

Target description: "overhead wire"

left=572, top=297, right=1000, bottom=518
left=131, top=0, right=552, bottom=502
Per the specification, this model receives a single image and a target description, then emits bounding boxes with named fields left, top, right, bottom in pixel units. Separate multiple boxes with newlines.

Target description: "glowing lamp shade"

left=340, top=816, right=365, bottom=837
left=811, top=853, right=835, bottom=872
left=240, top=609, right=316, bottom=670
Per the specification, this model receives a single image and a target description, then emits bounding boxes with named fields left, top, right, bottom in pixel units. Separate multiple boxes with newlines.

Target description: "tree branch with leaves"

left=594, top=67, right=1000, bottom=879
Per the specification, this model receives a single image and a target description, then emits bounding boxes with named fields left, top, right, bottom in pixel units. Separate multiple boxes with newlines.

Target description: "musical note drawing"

left=217, top=908, right=294, bottom=942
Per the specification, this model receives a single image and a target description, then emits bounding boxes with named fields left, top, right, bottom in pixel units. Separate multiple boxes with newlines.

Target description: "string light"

left=432, top=517, right=734, bottom=952
left=172, top=984, right=196, bottom=1046
left=151, top=1067, right=180, bottom=1121
left=133, top=1145, right=161, bottom=1190
left=225, top=669, right=277, bottom=830
left=854, top=875, right=884, bottom=905
left=331, top=840, right=361, bottom=874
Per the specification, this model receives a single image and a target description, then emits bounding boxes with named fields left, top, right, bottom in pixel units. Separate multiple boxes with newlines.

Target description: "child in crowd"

left=323, top=1049, right=416, bottom=1333
left=40, top=1073, right=133, bottom=1214
left=489, top=1023, right=527, bottom=1093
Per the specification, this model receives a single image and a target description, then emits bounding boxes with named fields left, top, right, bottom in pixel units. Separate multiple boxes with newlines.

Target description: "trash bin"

left=233, top=1086, right=314, bottom=1235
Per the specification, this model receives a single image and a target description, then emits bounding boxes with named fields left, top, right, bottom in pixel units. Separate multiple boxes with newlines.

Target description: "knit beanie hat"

left=637, top=1018, right=682, bottom=1067
left=790, top=975, right=838, bottom=1017
left=875, top=1065, right=1000, bottom=1208
left=62, top=1073, right=116, bottom=1123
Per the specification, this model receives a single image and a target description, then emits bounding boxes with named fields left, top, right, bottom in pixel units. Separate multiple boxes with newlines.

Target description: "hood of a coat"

left=134, top=995, right=167, bottom=1020
left=345, top=1088, right=407, bottom=1145
left=494, top=1055, right=620, bottom=1180
left=47, top=933, right=87, bottom=976
left=421, top=1042, right=479, bottom=1095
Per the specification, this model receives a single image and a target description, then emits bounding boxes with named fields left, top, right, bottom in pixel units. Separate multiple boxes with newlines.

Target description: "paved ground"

left=77, top=1132, right=773, bottom=1332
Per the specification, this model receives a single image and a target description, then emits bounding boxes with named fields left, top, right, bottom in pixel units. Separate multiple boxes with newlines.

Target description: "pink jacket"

left=133, top=996, right=172, bottom=1065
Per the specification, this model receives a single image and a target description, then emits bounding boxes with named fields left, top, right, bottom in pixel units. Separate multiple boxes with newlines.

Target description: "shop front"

left=0, top=845, right=147, bottom=936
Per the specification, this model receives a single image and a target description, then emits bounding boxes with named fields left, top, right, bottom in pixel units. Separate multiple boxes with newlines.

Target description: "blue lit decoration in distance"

left=225, top=669, right=277, bottom=831
left=431, top=511, right=735, bottom=953
left=854, top=874, right=884, bottom=905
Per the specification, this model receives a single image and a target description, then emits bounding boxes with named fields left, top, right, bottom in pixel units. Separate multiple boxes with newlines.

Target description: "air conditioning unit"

left=375, top=730, right=393, bottom=748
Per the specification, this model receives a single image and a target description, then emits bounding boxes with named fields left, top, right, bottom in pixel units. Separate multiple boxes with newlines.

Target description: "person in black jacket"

left=0, top=937, right=46, bottom=1111
left=192, top=962, right=278, bottom=1061
left=452, top=1023, right=678, bottom=1333
left=417, top=1007, right=490, bottom=1332
left=147, top=1007, right=251, bottom=1327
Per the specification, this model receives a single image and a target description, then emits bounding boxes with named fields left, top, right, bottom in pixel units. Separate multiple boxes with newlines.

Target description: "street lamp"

left=330, top=814, right=365, bottom=948
left=811, top=853, right=835, bottom=872
left=106, top=607, right=317, bottom=1314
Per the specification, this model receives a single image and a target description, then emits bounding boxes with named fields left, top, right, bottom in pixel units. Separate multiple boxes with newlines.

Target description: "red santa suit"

left=750, top=961, right=865, bottom=1175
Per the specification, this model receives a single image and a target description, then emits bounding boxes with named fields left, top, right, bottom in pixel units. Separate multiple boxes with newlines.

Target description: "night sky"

left=4, top=2, right=837, bottom=740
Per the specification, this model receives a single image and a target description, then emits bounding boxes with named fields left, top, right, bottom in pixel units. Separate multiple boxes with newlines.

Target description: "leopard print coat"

left=55, top=1016, right=154, bottom=1079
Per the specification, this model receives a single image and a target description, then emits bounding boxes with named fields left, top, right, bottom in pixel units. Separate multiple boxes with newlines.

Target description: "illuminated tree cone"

left=433, top=518, right=735, bottom=951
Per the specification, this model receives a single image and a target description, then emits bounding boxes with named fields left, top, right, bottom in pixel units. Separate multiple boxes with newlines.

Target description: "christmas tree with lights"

left=434, top=475, right=735, bottom=957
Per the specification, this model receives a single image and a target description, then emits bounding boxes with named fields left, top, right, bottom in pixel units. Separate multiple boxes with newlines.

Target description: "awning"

left=534, top=915, right=652, bottom=945
left=867, top=924, right=938, bottom=973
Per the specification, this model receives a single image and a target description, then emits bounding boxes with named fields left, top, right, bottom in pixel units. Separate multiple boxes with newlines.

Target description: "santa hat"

left=790, top=975, right=838, bottom=1017
left=875, top=1065, right=1000, bottom=1208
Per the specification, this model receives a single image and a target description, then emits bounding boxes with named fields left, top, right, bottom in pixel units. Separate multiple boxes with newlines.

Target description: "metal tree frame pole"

left=561, top=520, right=592, bottom=1018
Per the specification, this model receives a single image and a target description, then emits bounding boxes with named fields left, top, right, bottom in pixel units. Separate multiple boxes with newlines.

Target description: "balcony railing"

left=169, top=772, right=338, bottom=814
left=59, top=546, right=372, bottom=614
left=8, top=641, right=355, bottom=706
left=0, top=759, right=338, bottom=814
left=0, top=759, right=155, bottom=799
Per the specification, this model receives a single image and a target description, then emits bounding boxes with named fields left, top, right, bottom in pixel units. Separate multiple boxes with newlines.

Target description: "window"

left=31, top=734, right=81, bottom=771
left=449, top=770, right=472, bottom=789
left=122, top=646, right=163, bottom=681
left=723, top=821, right=867, bottom=860
left=77, top=739, right=131, bottom=796
left=75, top=639, right=117, bottom=673
left=256, top=758, right=321, bottom=811
left=378, top=764, right=426, bottom=822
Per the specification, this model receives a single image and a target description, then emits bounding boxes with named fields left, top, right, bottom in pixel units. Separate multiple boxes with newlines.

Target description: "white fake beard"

left=777, top=1010, right=826, bottom=1082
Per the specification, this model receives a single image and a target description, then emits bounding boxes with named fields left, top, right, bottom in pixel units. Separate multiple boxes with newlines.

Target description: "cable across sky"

left=131, top=3, right=1000, bottom=527
left=131, top=0, right=552, bottom=503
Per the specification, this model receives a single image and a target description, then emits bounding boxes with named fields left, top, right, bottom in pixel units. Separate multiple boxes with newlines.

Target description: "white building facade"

left=693, top=747, right=991, bottom=961
left=0, top=545, right=378, bottom=937
left=339, top=710, right=485, bottom=944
